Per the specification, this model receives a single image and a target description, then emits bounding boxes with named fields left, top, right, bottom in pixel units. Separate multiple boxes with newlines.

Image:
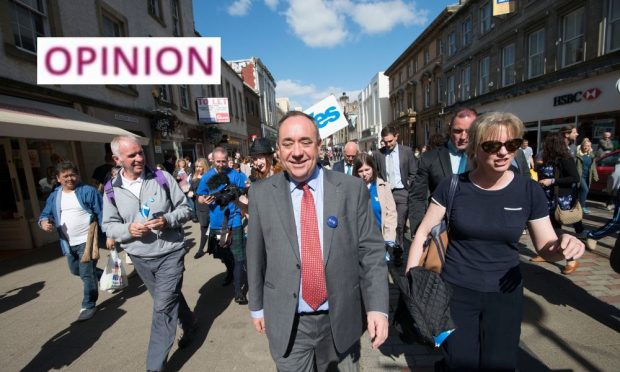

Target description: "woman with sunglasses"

left=530, top=132, right=585, bottom=274
left=405, top=112, right=584, bottom=371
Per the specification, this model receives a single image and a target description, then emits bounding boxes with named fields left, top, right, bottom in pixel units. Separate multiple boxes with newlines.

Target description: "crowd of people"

left=36, top=107, right=620, bottom=371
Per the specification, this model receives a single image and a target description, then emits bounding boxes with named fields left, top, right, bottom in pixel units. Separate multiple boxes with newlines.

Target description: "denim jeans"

left=66, top=242, right=100, bottom=309
left=579, top=177, right=589, bottom=209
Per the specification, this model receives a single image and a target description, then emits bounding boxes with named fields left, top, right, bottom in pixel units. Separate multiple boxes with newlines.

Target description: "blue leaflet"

left=433, top=329, right=455, bottom=347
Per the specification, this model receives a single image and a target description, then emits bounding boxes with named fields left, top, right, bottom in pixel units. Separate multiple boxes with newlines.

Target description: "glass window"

left=447, top=75, right=455, bottom=106
left=171, top=0, right=182, bottom=36
left=609, top=0, right=620, bottom=52
left=502, top=43, right=516, bottom=86
left=148, top=0, right=162, bottom=20
left=461, top=65, right=471, bottom=100
left=408, top=60, right=414, bottom=76
left=562, top=7, right=585, bottom=67
left=159, top=85, right=172, bottom=103
left=424, top=47, right=430, bottom=64
left=424, top=81, right=431, bottom=108
left=448, top=31, right=457, bottom=56
left=479, top=56, right=490, bottom=94
left=102, top=13, right=124, bottom=37
left=9, top=0, right=49, bottom=53
left=528, top=29, right=545, bottom=78
left=179, top=85, right=190, bottom=109
left=480, top=2, right=492, bottom=34
left=462, top=17, right=472, bottom=46
left=436, top=77, right=442, bottom=104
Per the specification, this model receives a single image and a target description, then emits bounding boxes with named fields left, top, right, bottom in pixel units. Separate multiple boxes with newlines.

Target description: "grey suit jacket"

left=373, top=144, right=418, bottom=190
left=408, top=145, right=453, bottom=231
left=246, top=169, right=388, bottom=359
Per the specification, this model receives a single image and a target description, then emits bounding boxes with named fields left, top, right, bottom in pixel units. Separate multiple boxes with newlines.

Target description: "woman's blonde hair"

left=578, top=138, right=594, bottom=156
left=467, top=112, right=524, bottom=167
left=192, top=158, right=208, bottom=181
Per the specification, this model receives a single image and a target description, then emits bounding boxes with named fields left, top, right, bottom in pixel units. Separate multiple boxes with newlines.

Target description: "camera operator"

left=197, top=147, right=249, bottom=304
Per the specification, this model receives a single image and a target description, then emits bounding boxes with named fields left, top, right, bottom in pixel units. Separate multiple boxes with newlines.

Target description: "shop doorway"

left=0, top=139, right=33, bottom=250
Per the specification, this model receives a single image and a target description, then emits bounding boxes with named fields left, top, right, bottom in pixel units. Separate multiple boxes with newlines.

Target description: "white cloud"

left=264, top=0, right=279, bottom=10
left=276, top=79, right=317, bottom=97
left=351, top=1, right=428, bottom=34
left=285, top=0, right=348, bottom=48
left=228, top=0, right=252, bottom=16
left=277, top=79, right=361, bottom=110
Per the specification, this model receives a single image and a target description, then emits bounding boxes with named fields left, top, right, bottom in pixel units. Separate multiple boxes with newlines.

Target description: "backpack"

left=104, top=167, right=170, bottom=207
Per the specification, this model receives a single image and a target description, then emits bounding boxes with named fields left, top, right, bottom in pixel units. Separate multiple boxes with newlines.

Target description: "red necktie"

left=300, top=183, right=327, bottom=310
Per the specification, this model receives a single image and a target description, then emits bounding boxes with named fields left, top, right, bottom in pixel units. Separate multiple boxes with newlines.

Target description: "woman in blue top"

left=406, top=112, right=585, bottom=371
left=351, top=153, right=397, bottom=258
left=576, top=138, right=599, bottom=214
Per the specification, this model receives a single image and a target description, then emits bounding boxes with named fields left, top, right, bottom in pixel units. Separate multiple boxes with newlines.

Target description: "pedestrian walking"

left=584, top=186, right=620, bottom=273
left=38, top=161, right=104, bottom=322
left=576, top=138, right=599, bottom=214
left=190, top=158, right=210, bottom=259
left=332, top=141, right=359, bottom=175
left=406, top=112, right=585, bottom=371
left=102, top=135, right=196, bottom=372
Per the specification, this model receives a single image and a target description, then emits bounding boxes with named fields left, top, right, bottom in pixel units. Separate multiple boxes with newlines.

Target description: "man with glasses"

left=409, top=107, right=477, bottom=233
left=333, top=141, right=359, bottom=175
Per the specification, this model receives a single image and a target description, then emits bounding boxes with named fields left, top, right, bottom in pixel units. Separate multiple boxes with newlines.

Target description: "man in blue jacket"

left=39, top=161, right=104, bottom=322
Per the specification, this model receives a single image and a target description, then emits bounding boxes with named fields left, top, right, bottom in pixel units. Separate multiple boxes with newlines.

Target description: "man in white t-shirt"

left=39, top=161, right=104, bottom=322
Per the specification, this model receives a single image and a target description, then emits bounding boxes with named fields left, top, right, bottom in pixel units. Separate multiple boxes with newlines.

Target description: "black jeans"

left=442, top=282, right=523, bottom=371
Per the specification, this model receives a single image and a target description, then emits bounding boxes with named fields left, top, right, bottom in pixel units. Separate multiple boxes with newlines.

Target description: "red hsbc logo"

left=583, top=88, right=601, bottom=100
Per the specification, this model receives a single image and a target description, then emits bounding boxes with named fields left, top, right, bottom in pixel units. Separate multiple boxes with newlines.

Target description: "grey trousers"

left=274, top=313, right=360, bottom=372
left=392, top=188, right=409, bottom=247
left=130, top=248, right=193, bottom=372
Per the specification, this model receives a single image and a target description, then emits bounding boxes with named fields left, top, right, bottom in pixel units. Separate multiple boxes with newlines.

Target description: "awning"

left=0, top=95, right=149, bottom=145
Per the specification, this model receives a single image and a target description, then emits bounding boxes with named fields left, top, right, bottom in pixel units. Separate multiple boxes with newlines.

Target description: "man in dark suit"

left=373, top=126, right=418, bottom=258
left=247, top=111, right=389, bottom=371
left=332, top=141, right=359, bottom=175
left=408, top=107, right=477, bottom=233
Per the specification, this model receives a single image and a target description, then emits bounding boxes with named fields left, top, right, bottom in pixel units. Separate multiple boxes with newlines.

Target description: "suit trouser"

left=130, top=248, right=193, bottom=371
left=274, top=313, right=360, bottom=372
left=442, top=283, right=522, bottom=371
left=391, top=188, right=409, bottom=248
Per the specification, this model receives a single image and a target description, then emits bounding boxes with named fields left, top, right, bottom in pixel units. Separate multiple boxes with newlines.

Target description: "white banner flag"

left=304, top=95, right=348, bottom=139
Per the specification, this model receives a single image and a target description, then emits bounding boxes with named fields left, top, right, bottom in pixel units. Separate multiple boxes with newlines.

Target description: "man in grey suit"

left=247, top=111, right=389, bottom=371
left=408, top=107, right=477, bottom=233
left=332, top=141, right=359, bottom=175
left=373, top=127, right=418, bottom=262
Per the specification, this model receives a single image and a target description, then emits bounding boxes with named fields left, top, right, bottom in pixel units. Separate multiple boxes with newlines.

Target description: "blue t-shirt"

left=196, top=168, right=247, bottom=229
left=368, top=181, right=382, bottom=231
left=432, top=172, right=548, bottom=292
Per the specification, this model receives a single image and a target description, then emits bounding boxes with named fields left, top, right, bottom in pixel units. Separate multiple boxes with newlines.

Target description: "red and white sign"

left=582, top=88, right=601, bottom=101
left=37, top=37, right=221, bottom=85
left=196, top=97, right=229, bottom=124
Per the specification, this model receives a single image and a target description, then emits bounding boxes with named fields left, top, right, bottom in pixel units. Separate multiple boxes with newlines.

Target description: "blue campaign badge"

left=433, top=329, right=455, bottom=347
left=327, top=216, right=338, bottom=228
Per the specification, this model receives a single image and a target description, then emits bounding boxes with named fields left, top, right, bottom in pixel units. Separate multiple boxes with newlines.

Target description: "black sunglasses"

left=480, top=138, right=523, bottom=153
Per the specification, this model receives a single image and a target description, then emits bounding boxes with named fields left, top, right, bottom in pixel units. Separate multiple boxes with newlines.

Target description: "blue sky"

left=194, top=0, right=453, bottom=109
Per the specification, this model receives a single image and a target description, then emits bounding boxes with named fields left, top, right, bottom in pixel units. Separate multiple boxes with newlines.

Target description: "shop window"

left=528, top=28, right=545, bottom=78
left=462, top=17, right=472, bottom=46
left=461, top=65, right=471, bottom=100
left=609, top=0, right=620, bottom=52
left=478, top=56, right=490, bottom=95
left=480, top=2, right=492, bottom=34
left=9, top=0, right=50, bottom=53
left=502, top=43, right=515, bottom=86
left=561, top=7, right=585, bottom=67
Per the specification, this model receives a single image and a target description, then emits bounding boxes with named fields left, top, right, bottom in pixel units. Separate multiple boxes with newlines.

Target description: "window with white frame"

left=171, top=0, right=182, bottom=36
left=448, top=31, right=457, bottom=56
left=447, top=75, right=455, bottom=106
left=609, top=0, right=620, bottom=52
left=102, top=13, right=125, bottom=37
left=462, top=17, right=472, bottom=46
left=561, top=7, right=585, bottom=67
left=502, top=43, right=515, bottom=86
left=528, top=29, right=545, bottom=78
left=461, top=65, right=471, bottom=100
left=479, top=56, right=490, bottom=94
left=480, top=2, right=492, bottom=34
left=159, top=85, right=172, bottom=103
left=179, top=85, right=190, bottom=110
left=9, top=0, right=50, bottom=53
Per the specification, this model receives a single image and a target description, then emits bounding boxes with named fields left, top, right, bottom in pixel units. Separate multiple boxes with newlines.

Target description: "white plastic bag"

left=99, top=250, right=128, bottom=292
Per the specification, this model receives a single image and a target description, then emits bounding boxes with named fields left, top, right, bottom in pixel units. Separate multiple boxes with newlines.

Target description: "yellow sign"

left=493, top=0, right=515, bottom=16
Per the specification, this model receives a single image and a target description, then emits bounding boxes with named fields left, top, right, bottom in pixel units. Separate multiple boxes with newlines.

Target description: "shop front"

left=476, top=71, right=620, bottom=154
left=0, top=94, right=148, bottom=250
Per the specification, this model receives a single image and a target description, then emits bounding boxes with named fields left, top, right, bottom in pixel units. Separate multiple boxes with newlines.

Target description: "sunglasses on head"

left=480, top=138, right=523, bottom=153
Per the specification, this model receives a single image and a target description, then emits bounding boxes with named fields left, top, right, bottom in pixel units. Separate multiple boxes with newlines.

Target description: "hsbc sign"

left=553, top=88, right=601, bottom=106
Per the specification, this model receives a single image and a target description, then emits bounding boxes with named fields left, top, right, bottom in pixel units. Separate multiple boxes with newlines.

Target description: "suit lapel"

left=322, top=170, right=341, bottom=266
left=439, top=146, right=452, bottom=175
left=271, top=174, right=300, bottom=262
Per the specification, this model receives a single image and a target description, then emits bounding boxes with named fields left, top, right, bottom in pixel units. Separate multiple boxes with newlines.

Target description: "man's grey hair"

left=110, top=135, right=140, bottom=157
left=344, top=141, right=359, bottom=153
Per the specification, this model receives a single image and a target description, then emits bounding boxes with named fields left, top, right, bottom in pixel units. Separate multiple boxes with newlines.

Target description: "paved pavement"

left=0, top=199, right=619, bottom=371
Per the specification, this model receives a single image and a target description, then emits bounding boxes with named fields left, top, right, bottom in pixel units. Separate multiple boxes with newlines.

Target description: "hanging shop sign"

left=196, top=97, right=230, bottom=124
